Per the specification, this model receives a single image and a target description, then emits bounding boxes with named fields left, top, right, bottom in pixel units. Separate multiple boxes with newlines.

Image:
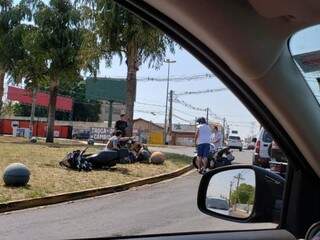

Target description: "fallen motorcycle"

left=193, top=144, right=235, bottom=173
left=59, top=139, right=151, bottom=171
left=59, top=147, right=118, bottom=171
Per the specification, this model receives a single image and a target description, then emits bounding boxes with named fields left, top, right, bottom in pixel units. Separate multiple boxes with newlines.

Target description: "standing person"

left=212, top=126, right=223, bottom=149
left=115, top=114, right=128, bottom=136
left=195, top=117, right=212, bottom=173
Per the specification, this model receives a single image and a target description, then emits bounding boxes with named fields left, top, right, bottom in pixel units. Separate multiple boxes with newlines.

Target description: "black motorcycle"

left=193, top=144, right=235, bottom=172
left=59, top=140, right=151, bottom=171
left=59, top=147, right=119, bottom=171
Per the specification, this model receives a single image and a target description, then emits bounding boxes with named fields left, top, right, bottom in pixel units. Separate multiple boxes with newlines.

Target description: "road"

left=0, top=148, right=274, bottom=240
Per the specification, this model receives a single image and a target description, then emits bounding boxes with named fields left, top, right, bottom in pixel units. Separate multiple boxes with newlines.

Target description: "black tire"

left=192, top=156, right=199, bottom=169
left=239, top=148, right=242, bottom=151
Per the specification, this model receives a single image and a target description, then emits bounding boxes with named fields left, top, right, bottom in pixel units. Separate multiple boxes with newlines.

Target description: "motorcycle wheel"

left=192, top=156, right=199, bottom=169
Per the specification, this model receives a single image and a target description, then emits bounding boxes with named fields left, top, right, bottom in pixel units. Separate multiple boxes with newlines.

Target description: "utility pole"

left=206, top=108, right=209, bottom=123
left=222, top=117, right=226, bottom=145
left=168, top=90, right=173, bottom=144
left=108, top=100, right=113, bottom=128
left=250, top=121, right=255, bottom=137
left=234, top=172, right=245, bottom=190
left=234, top=172, right=245, bottom=205
left=226, top=124, right=230, bottom=139
left=29, top=87, right=37, bottom=138
left=163, top=59, right=176, bottom=144
left=228, top=181, right=233, bottom=206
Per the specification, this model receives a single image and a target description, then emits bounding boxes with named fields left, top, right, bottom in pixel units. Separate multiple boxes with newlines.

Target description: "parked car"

left=247, top=142, right=255, bottom=150
left=268, top=141, right=288, bottom=178
left=269, top=141, right=287, bottom=163
left=227, top=135, right=243, bottom=151
left=206, top=197, right=230, bottom=216
left=252, top=128, right=273, bottom=168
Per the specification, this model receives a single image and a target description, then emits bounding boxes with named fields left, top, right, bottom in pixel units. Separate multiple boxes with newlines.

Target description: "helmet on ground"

left=150, top=152, right=166, bottom=164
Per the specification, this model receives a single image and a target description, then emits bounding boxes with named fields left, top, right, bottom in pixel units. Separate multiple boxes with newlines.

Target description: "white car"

left=206, top=197, right=230, bottom=216
left=252, top=128, right=273, bottom=168
left=227, top=135, right=243, bottom=151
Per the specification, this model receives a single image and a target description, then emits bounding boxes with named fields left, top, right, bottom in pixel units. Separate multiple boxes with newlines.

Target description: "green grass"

left=0, top=136, right=191, bottom=203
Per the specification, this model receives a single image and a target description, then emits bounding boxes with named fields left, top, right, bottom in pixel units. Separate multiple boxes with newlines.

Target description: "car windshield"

left=229, top=136, right=241, bottom=140
left=0, top=1, right=289, bottom=238
left=262, top=131, right=273, bottom=143
left=289, top=25, right=320, bottom=104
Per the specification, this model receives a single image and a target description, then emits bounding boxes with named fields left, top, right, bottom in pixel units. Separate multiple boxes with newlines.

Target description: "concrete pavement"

left=0, top=149, right=273, bottom=240
left=149, top=146, right=253, bottom=165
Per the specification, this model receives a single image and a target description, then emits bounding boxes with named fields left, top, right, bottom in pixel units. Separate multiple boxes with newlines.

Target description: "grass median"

left=0, top=136, right=191, bottom=203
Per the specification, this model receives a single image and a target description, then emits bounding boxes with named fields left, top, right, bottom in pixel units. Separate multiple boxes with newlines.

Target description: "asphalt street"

left=0, top=148, right=274, bottom=240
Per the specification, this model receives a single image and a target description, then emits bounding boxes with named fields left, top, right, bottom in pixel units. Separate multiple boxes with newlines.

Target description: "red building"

left=0, top=116, right=72, bottom=138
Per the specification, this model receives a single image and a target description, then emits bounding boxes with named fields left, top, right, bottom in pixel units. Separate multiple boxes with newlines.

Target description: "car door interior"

left=85, top=230, right=296, bottom=240
left=114, top=0, right=320, bottom=239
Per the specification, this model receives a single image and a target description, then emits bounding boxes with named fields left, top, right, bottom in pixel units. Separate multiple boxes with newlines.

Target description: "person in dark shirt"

left=115, top=114, right=128, bottom=136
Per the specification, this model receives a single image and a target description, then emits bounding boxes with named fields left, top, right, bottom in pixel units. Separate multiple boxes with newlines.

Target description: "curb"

left=0, top=164, right=194, bottom=214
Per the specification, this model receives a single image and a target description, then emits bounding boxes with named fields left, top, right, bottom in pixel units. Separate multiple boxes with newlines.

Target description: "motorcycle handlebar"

left=80, top=147, right=89, bottom=157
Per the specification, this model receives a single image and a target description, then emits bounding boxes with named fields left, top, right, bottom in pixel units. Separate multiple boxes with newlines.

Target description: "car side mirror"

left=252, top=137, right=257, bottom=143
left=197, top=165, right=285, bottom=223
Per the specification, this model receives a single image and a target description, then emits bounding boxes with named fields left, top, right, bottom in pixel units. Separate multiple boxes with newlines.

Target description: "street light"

left=163, top=59, right=176, bottom=144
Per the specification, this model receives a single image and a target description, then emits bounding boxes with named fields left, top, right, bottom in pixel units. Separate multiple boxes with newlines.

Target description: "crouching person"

left=105, top=130, right=122, bottom=150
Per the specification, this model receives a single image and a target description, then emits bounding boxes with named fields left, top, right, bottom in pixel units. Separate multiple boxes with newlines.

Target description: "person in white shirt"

left=195, top=117, right=212, bottom=173
left=212, top=126, right=223, bottom=149
left=105, top=130, right=122, bottom=150
left=105, top=130, right=133, bottom=150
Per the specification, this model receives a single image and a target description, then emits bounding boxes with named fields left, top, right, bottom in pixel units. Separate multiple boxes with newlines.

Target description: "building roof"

left=133, top=118, right=164, bottom=129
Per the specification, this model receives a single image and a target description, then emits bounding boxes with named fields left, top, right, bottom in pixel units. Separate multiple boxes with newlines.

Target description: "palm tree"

left=24, top=0, right=98, bottom=142
left=0, top=0, right=29, bottom=112
left=93, top=0, right=175, bottom=135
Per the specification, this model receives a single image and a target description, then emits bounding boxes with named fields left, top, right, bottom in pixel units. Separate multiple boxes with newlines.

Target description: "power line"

left=134, top=109, right=165, bottom=115
left=137, top=73, right=216, bottom=82
left=174, top=87, right=228, bottom=96
left=135, top=101, right=200, bottom=118
left=172, top=114, right=193, bottom=123
left=173, top=97, right=207, bottom=112
left=173, top=108, right=197, bottom=118
left=104, top=73, right=217, bottom=82
left=135, top=101, right=165, bottom=108
left=208, top=109, right=223, bottom=120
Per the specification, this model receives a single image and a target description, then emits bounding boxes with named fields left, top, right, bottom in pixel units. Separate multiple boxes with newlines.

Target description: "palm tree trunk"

left=0, top=69, right=5, bottom=113
left=46, top=76, right=59, bottom=143
left=126, top=40, right=138, bottom=136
